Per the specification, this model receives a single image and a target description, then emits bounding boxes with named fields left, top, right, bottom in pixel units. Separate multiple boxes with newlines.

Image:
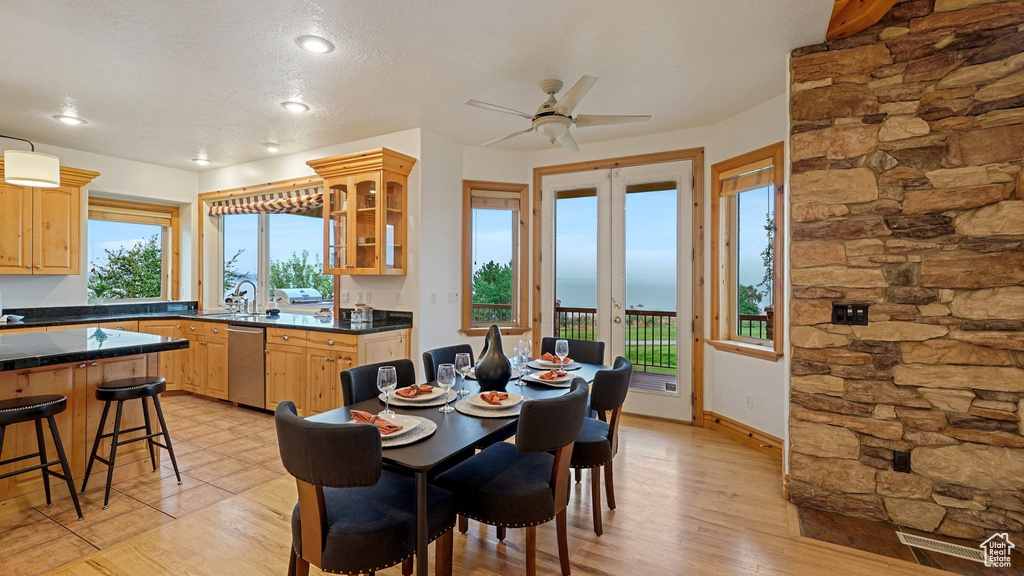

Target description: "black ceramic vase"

left=475, top=325, right=511, bottom=392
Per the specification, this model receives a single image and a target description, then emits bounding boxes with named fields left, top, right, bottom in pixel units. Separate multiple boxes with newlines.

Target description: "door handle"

left=613, top=316, right=622, bottom=324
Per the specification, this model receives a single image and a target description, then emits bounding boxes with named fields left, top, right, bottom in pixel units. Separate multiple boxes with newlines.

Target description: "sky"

left=221, top=212, right=327, bottom=296
left=736, top=185, right=774, bottom=308
left=88, top=220, right=162, bottom=271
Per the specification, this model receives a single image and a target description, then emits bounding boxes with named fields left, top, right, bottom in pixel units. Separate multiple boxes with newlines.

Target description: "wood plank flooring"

left=0, top=394, right=956, bottom=576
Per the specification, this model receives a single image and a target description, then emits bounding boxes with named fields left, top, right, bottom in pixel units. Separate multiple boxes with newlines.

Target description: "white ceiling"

left=0, top=0, right=833, bottom=171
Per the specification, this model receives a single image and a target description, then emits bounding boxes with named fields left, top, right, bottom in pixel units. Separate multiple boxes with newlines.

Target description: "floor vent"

left=896, top=532, right=984, bottom=563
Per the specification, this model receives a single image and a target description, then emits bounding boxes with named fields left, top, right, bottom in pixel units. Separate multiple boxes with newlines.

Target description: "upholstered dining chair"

left=275, top=401, right=455, bottom=576
left=540, top=337, right=605, bottom=365
left=435, top=381, right=589, bottom=576
left=422, top=344, right=474, bottom=382
left=569, top=357, right=632, bottom=535
left=340, top=359, right=417, bottom=406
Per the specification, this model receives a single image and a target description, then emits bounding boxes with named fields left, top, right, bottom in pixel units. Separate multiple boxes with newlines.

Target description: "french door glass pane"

left=222, top=214, right=258, bottom=300
left=554, top=188, right=598, bottom=340
left=735, top=185, right=774, bottom=341
left=470, top=208, right=515, bottom=325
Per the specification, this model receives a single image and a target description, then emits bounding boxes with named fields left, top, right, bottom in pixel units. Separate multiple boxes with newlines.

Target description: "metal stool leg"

left=48, top=416, right=83, bottom=520
left=152, top=395, right=181, bottom=484
left=101, top=400, right=125, bottom=509
left=81, top=400, right=111, bottom=494
left=34, top=419, right=52, bottom=506
left=141, top=396, right=157, bottom=472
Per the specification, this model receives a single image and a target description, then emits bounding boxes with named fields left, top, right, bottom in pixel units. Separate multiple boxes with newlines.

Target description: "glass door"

left=353, top=173, right=380, bottom=273
left=324, top=182, right=349, bottom=273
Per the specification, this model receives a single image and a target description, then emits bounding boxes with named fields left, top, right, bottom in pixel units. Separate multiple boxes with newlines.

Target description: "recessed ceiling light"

left=280, top=101, right=310, bottom=113
left=263, top=143, right=281, bottom=153
left=295, top=35, right=334, bottom=54
left=53, top=114, right=86, bottom=125
left=192, top=158, right=211, bottom=166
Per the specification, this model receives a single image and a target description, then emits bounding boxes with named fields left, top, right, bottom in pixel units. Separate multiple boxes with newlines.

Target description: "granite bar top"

left=182, top=311, right=413, bottom=335
left=0, top=328, right=190, bottom=372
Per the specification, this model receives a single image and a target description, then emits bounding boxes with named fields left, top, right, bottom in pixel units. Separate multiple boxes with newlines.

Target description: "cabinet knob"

left=200, top=341, right=206, bottom=346
left=325, top=357, right=333, bottom=362
left=190, top=325, right=196, bottom=330
left=176, top=325, right=181, bottom=329
left=211, top=327, right=219, bottom=333
left=34, top=265, right=41, bottom=269
left=90, top=362, right=98, bottom=367
left=115, top=326, right=124, bottom=331
left=78, top=363, right=86, bottom=368
left=282, top=334, right=290, bottom=341
left=327, top=339, right=334, bottom=345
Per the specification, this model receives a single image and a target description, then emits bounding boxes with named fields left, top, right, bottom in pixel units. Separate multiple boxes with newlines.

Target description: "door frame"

left=532, top=148, right=706, bottom=425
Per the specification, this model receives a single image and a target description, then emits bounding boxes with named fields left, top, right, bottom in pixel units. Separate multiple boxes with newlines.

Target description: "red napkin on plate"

left=539, top=370, right=567, bottom=380
left=540, top=352, right=572, bottom=364
left=351, top=410, right=403, bottom=435
left=480, top=391, right=509, bottom=406
left=395, top=384, right=434, bottom=399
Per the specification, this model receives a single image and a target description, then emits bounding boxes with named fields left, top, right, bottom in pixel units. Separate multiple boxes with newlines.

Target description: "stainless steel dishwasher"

left=227, top=325, right=266, bottom=409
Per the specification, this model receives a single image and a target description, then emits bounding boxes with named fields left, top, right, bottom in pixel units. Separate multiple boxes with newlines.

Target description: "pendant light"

left=1, top=135, right=60, bottom=187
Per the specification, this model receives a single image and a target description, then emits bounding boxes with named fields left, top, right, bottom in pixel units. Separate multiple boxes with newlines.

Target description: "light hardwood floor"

left=0, top=394, right=953, bottom=576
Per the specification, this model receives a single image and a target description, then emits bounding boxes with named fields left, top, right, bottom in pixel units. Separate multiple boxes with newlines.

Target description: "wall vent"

left=896, top=532, right=984, bottom=563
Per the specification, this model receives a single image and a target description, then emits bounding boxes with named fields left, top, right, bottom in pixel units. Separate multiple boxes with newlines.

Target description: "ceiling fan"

left=466, top=75, right=651, bottom=153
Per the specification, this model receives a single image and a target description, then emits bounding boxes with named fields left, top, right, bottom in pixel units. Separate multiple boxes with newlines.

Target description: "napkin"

left=540, top=352, right=572, bottom=364
left=539, top=370, right=567, bottom=380
left=395, top=384, right=434, bottom=399
left=480, top=391, right=509, bottom=406
left=351, top=410, right=403, bottom=435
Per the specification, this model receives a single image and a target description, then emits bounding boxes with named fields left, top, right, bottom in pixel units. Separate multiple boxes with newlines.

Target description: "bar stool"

left=0, top=395, right=83, bottom=519
left=81, top=377, right=181, bottom=508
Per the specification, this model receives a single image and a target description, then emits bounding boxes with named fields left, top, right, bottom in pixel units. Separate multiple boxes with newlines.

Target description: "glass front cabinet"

left=308, top=148, right=416, bottom=276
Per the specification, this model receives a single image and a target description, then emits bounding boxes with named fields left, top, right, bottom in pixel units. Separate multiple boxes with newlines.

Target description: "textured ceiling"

left=0, top=0, right=833, bottom=170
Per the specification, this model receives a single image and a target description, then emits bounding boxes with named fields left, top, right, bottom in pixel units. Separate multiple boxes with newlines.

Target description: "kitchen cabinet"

left=137, top=320, right=184, bottom=391
left=179, top=322, right=228, bottom=400
left=307, top=148, right=416, bottom=278
left=306, top=350, right=354, bottom=415
left=361, top=329, right=408, bottom=365
left=265, top=342, right=307, bottom=415
left=0, top=162, right=99, bottom=275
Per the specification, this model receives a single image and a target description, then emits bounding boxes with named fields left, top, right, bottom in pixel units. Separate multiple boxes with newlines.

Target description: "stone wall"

left=788, top=0, right=1024, bottom=539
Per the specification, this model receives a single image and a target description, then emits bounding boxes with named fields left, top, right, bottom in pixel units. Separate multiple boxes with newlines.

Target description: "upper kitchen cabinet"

left=307, top=148, right=416, bottom=276
left=0, top=161, right=99, bottom=275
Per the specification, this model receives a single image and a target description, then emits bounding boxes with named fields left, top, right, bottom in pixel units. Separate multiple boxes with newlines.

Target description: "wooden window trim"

left=709, top=142, right=785, bottom=361
left=88, top=197, right=181, bottom=300
left=461, top=180, right=530, bottom=336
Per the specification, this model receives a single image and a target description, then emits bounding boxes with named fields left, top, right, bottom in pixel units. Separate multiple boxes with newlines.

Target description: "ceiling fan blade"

left=556, top=130, right=580, bottom=153
left=465, top=99, right=534, bottom=120
left=554, top=75, right=598, bottom=116
left=574, top=114, right=652, bottom=128
left=481, top=127, right=534, bottom=147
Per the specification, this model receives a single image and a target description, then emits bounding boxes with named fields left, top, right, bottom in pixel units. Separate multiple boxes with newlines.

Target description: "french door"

left=542, top=161, right=694, bottom=422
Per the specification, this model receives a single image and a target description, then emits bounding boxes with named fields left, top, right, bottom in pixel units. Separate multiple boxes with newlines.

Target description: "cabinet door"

left=324, top=179, right=350, bottom=274
left=0, top=182, right=32, bottom=274
left=203, top=336, right=229, bottom=400
left=138, top=321, right=183, bottom=390
left=33, top=185, right=80, bottom=274
left=353, top=173, right=381, bottom=274
left=86, top=355, right=153, bottom=475
left=182, top=334, right=204, bottom=393
left=266, top=344, right=307, bottom=415
left=360, top=330, right=409, bottom=365
left=382, top=171, right=407, bottom=274
left=307, top=351, right=353, bottom=415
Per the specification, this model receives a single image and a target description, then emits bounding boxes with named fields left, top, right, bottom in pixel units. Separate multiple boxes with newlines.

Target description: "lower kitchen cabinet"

left=179, top=323, right=228, bottom=400
left=265, top=343, right=307, bottom=415
left=204, top=335, right=229, bottom=399
left=138, top=319, right=184, bottom=391
left=307, top=350, right=354, bottom=416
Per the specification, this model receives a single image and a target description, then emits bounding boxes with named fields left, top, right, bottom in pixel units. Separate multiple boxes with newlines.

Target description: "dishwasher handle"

left=226, top=327, right=265, bottom=334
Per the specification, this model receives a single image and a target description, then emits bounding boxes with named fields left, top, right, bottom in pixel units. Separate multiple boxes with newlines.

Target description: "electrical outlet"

left=894, top=450, right=911, bottom=473
left=340, top=291, right=350, bottom=303
left=745, top=394, right=753, bottom=409
left=449, top=292, right=458, bottom=304
left=356, top=291, right=363, bottom=304
left=832, top=303, right=869, bottom=325
left=365, top=291, right=372, bottom=304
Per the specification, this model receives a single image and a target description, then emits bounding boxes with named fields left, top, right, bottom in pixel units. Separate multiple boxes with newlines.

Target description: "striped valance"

left=208, top=186, right=323, bottom=216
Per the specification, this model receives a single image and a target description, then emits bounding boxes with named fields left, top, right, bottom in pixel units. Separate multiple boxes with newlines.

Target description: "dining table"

left=307, top=361, right=610, bottom=576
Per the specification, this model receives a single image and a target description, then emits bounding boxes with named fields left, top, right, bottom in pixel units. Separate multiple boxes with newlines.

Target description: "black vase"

left=475, top=325, right=511, bottom=392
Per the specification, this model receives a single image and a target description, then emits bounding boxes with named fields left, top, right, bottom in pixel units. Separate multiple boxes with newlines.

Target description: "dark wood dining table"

left=307, top=362, right=609, bottom=576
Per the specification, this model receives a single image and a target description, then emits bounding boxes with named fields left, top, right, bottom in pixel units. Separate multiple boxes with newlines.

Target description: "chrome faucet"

left=231, top=279, right=259, bottom=315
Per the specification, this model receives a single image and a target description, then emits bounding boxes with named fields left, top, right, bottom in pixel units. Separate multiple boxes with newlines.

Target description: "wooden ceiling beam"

left=827, top=0, right=899, bottom=40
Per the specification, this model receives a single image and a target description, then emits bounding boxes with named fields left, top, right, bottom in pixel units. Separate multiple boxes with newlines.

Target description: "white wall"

left=1, top=142, right=198, bottom=308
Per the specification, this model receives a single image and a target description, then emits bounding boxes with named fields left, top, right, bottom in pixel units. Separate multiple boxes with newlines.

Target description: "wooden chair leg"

left=591, top=467, right=603, bottom=536
left=402, top=556, right=413, bottom=576
left=458, top=515, right=468, bottom=533
left=605, top=461, right=616, bottom=510
left=435, top=528, right=453, bottom=576
left=556, top=510, right=571, bottom=576
left=574, top=468, right=581, bottom=483
left=288, top=548, right=309, bottom=576
left=496, top=525, right=506, bottom=541
left=525, top=525, right=537, bottom=576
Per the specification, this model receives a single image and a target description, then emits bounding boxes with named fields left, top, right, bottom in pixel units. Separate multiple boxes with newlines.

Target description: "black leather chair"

left=421, top=345, right=474, bottom=382
left=570, top=357, right=632, bottom=535
left=435, top=381, right=589, bottom=576
left=340, top=359, right=417, bottom=407
left=540, top=337, right=605, bottom=365
left=275, top=401, right=455, bottom=576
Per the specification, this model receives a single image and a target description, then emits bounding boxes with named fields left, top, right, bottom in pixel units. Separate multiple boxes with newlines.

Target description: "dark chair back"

left=516, top=380, right=589, bottom=454
left=275, top=401, right=382, bottom=487
left=590, top=357, right=632, bottom=415
left=340, top=359, right=417, bottom=406
left=422, top=345, right=475, bottom=382
left=540, top=337, right=605, bottom=365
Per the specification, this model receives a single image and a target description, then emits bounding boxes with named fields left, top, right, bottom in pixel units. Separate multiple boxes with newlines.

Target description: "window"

left=461, top=180, right=530, bottom=335
left=87, top=198, right=179, bottom=301
left=710, top=142, right=784, bottom=360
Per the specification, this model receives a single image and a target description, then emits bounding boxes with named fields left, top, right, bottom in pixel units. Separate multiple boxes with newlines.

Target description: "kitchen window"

left=709, top=143, right=785, bottom=361
left=461, top=180, right=530, bottom=335
left=87, top=198, right=180, bottom=302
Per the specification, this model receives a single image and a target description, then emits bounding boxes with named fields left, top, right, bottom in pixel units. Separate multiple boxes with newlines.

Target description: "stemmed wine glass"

left=454, top=353, right=472, bottom=396
left=437, top=364, right=456, bottom=413
left=555, top=339, right=569, bottom=368
left=377, top=366, right=397, bottom=416
left=515, top=340, right=531, bottom=387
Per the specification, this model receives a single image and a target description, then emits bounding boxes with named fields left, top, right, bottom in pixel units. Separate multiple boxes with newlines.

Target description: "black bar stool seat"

left=0, top=394, right=83, bottom=519
left=82, top=376, right=181, bottom=509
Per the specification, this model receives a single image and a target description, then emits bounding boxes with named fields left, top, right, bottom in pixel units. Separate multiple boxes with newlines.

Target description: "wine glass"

left=377, top=366, right=397, bottom=416
left=454, top=353, right=472, bottom=396
left=555, top=339, right=569, bottom=367
left=514, top=342, right=529, bottom=387
left=437, top=364, right=456, bottom=413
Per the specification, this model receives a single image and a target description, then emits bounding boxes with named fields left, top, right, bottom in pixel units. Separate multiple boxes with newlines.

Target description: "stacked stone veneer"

left=788, top=0, right=1024, bottom=540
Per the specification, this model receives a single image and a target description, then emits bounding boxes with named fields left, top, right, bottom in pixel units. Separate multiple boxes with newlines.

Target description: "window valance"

left=208, top=186, right=323, bottom=216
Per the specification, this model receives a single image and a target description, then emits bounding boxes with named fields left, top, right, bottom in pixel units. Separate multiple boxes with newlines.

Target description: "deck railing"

left=738, top=314, right=770, bottom=339
left=553, top=306, right=676, bottom=373
left=471, top=303, right=513, bottom=323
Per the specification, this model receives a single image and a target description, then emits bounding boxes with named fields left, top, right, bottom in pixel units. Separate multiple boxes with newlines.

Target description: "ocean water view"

left=556, top=278, right=677, bottom=311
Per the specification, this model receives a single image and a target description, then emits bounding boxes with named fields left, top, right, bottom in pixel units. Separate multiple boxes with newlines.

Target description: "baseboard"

left=702, top=411, right=783, bottom=460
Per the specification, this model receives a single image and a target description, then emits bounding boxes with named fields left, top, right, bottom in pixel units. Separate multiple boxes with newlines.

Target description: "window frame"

left=709, top=142, right=785, bottom=361
left=87, top=197, right=180, bottom=302
left=461, top=180, right=531, bottom=336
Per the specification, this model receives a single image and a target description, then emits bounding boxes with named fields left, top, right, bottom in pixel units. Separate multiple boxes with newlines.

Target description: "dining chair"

left=275, top=401, right=455, bottom=576
left=340, top=359, right=417, bottom=406
left=435, top=380, right=589, bottom=576
left=569, top=357, right=632, bottom=535
left=422, top=344, right=474, bottom=382
left=540, top=337, right=605, bottom=365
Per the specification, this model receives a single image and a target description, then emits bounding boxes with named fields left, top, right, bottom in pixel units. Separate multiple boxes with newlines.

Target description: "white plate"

left=524, top=371, right=574, bottom=384
left=349, top=413, right=420, bottom=438
left=466, top=367, right=522, bottom=380
left=391, top=386, right=444, bottom=402
left=529, top=359, right=573, bottom=370
left=467, top=392, right=524, bottom=410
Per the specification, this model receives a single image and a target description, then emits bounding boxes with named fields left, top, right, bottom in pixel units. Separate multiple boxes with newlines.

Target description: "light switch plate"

left=340, top=291, right=350, bottom=303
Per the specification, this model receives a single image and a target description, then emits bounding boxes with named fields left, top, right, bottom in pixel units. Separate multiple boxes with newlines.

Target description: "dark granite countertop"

left=180, top=311, right=413, bottom=335
left=0, top=328, right=190, bottom=372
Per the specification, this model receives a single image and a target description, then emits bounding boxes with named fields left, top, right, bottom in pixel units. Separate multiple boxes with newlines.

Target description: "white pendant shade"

left=4, top=149, right=60, bottom=187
